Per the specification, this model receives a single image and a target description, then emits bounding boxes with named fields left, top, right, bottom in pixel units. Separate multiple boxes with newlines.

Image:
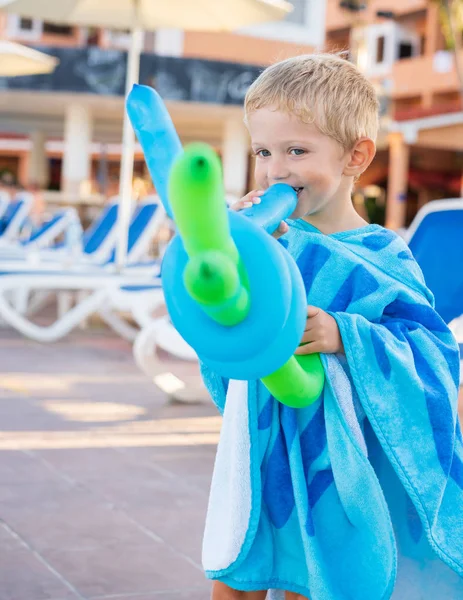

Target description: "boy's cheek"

left=253, top=167, right=266, bottom=190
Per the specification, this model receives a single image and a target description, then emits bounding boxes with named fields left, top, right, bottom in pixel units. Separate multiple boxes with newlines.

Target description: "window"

left=362, top=22, right=419, bottom=76
left=19, top=18, right=34, bottom=31
left=398, top=41, right=413, bottom=59
left=43, top=22, right=74, bottom=36
left=284, top=0, right=306, bottom=25
left=376, top=36, right=386, bottom=64
left=6, top=14, right=42, bottom=40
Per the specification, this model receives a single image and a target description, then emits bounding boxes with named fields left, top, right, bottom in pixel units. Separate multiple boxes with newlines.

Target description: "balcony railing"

left=391, top=51, right=463, bottom=99
left=326, top=0, right=427, bottom=31
left=394, top=100, right=463, bottom=121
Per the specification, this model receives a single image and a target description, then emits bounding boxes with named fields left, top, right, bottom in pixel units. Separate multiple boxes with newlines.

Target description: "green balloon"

left=168, top=142, right=325, bottom=408
left=261, top=354, right=325, bottom=408
left=169, top=143, right=237, bottom=261
left=183, top=251, right=250, bottom=326
left=169, top=143, right=249, bottom=326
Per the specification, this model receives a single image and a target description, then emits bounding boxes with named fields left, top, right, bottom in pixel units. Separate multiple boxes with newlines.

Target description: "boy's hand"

left=230, top=190, right=289, bottom=238
left=295, top=306, right=344, bottom=355
left=230, top=189, right=263, bottom=211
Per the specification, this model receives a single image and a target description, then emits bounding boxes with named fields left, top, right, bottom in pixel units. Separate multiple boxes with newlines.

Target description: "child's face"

left=247, top=107, right=352, bottom=220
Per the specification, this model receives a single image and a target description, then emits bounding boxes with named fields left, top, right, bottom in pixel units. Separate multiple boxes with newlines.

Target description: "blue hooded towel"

left=200, top=221, right=463, bottom=599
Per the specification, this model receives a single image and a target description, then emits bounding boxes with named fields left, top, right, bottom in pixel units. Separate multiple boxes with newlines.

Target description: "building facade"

left=0, top=0, right=324, bottom=204
left=0, top=0, right=461, bottom=228
left=325, top=0, right=463, bottom=228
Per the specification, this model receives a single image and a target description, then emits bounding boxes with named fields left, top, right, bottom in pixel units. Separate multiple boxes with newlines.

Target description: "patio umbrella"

left=1, top=0, right=292, bottom=267
left=0, top=40, right=58, bottom=76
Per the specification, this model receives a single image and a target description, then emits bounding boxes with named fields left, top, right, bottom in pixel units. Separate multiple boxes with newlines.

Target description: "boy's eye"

left=290, top=148, right=306, bottom=156
left=255, top=149, right=271, bottom=158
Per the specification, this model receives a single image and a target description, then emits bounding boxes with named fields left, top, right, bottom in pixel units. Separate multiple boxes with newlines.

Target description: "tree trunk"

left=442, top=0, right=463, bottom=105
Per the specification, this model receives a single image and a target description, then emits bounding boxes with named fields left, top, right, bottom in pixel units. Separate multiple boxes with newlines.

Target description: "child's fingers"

left=230, top=190, right=264, bottom=211
left=271, top=220, right=289, bottom=239
left=303, top=322, right=316, bottom=334
left=295, top=341, right=322, bottom=355
left=300, top=330, right=316, bottom=344
left=244, top=190, right=264, bottom=206
left=307, top=305, right=320, bottom=318
left=230, top=199, right=250, bottom=211
left=295, top=343, right=310, bottom=355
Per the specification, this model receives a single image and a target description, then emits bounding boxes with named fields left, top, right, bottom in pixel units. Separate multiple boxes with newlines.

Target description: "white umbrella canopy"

left=1, top=0, right=292, bottom=30
left=1, top=0, right=293, bottom=267
left=0, top=40, right=59, bottom=76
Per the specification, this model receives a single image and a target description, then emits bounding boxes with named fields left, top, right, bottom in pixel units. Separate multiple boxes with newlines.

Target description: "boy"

left=200, top=54, right=463, bottom=599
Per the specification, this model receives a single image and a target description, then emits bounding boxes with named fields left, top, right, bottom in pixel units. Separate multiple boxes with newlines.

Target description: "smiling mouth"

left=292, top=187, right=304, bottom=197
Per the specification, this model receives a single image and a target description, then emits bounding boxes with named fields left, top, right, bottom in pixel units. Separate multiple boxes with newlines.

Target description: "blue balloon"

left=162, top=210, right=307, bottom=379
left=126, top=85, right=312, bottom=382
left=203, top=240, right=307, bottom=379
left=240, top=183, right=297, bottom=234
left=127, top=84, right=182, bottom=218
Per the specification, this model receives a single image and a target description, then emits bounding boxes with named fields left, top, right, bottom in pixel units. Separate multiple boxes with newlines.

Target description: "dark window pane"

left=19, top=18, right=33, bottom=31
left=43, top=22, right=73, bottom=36
left=376, top=35, right=385, bottom=63
left=399, top=41, right=413, bottom=59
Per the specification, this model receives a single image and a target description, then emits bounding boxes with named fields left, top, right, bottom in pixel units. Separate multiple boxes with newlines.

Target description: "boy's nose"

left=267, top=161, right=290, bottom=183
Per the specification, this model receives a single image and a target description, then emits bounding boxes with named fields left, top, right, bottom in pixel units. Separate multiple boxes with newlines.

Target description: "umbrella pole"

left=116, top=27, right=143, bottom=270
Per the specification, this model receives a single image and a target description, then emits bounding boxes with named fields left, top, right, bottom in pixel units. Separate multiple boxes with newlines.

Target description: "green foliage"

left=432, top=0, right=463, bottom=50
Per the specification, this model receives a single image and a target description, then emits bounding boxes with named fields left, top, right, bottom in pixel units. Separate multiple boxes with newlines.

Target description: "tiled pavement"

left=2, top=327, right=462, bottom=600
left=0, top=329, right=218, bottom=600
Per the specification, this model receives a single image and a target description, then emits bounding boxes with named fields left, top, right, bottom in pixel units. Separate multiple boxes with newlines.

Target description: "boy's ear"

left=343, top=137, right=376, bottom=177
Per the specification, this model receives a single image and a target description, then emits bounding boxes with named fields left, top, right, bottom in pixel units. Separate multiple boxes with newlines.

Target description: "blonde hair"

left=244, top=53, right=379, bottom=150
